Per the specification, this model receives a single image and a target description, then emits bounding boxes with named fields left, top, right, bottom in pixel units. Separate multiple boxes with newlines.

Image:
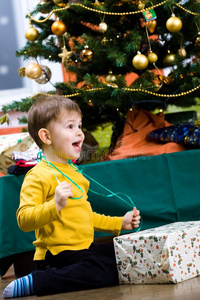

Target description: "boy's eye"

left=67, top=124, right=73, bottom=129
left=78, top=124, right=82, bottom=129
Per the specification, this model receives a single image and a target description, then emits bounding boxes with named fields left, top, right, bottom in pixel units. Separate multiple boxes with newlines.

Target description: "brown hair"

left=28, top=95, right=82, bottom=148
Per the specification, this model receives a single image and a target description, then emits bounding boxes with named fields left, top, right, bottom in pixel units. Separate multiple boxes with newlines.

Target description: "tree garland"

left=30, top=82, right=200, bottom=100
left=28, top=1, right=200, bottom=23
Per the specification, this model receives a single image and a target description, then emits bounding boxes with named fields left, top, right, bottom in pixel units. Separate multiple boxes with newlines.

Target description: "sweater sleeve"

left=17, top=171, right=61, bottom=232
left=93, top=212, right=123, bottom=236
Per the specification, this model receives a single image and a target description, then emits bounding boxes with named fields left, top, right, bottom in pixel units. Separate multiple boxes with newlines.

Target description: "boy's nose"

left=77, top=129, right=84, bottom=136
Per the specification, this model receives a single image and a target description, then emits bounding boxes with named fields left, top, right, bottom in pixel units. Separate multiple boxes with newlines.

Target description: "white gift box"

left=114, top=221, right=200, bottom=284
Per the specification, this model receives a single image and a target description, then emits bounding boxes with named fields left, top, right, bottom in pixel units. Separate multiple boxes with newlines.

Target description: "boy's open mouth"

left=72, top=141, right=82, bottom=151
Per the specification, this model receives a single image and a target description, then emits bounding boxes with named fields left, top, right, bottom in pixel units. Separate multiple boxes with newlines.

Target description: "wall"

left=0, top=0, right=63, bottom=129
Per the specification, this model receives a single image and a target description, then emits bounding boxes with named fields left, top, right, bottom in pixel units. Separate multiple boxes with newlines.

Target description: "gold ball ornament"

left=138, top=2, right=145, bottom=10
left=80, top=46, right=94, bottom=62
left=163, top=52, right=176, bottom=66
left=25, top=62, right=42, bottom=79
left=178, top=48, right=187, bottom=58
left=35, top=65, right=52, bottom=84
left=25, top=26, right=39, bottom=42
left=52, top=0, right=68, bottom=7
left=105, top=70, right=117, bottom=83
left=147, top=51, right=158, bottom=63
left=195, top=33, right=200, bottom=48
left=51, top=20, right=67, bottom=36
left=99, top=22, right=108, bottom=33
left=166, top=15, right=182, bottom=33
left=132, top=52, right=148, bottom=70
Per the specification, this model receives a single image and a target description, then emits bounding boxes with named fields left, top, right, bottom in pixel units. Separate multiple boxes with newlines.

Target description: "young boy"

left=3, top=95, right=140, bottom=298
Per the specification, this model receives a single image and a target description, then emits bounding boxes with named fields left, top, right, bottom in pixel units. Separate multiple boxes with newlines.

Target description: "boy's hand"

left=55, top=182, right=73, bottom=212
left=121, top=207, right=141, bottom=231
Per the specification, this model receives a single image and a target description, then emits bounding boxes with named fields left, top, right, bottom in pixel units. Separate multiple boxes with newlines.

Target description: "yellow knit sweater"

left=17, top=160, right=123, bottom=260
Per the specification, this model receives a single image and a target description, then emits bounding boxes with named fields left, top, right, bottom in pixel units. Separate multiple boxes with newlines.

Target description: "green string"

left=42, top=155, right=83, bottom=200
left=37, top=153, right=141, bottom=232
left=68, top=161, right=142, bottom=233
left=69, top=161, right=135, bottom=208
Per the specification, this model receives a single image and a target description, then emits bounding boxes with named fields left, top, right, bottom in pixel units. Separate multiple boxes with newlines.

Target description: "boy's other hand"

left=121, top=207, right=141, bottom=231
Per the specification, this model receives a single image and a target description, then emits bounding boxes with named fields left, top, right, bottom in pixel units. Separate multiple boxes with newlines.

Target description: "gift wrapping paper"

left=114, top=221, right=200, bottom=284
left=0, top=132, right=34, bottom=174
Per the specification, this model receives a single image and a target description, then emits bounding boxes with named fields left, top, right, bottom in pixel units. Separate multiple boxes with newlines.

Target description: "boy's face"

left=46, top=109, right=84, bottom=163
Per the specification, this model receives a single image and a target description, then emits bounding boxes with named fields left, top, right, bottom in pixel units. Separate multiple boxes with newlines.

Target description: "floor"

left=1, top=265, right=200, bottom=300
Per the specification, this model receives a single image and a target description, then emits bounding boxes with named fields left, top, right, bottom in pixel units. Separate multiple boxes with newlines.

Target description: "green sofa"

left=0, top=149, right=200, bottom=276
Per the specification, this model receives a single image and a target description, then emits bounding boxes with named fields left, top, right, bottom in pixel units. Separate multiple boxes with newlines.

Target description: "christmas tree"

left=3, top=0, right=200, bottom=135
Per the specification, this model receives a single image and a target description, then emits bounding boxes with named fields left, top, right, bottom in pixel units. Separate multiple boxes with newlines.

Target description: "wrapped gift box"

left=114, top=221, right=200, bottom=284
left=0, top=132, right=34, bottom=175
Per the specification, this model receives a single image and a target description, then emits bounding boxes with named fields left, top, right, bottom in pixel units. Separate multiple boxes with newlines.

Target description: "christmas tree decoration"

left=18, top=67, right=26, bottom=78
left=93, top=0, right=104, bottom=6
left=105, top=70, right=117, bottom=83
left=195, top=32, right=200, bottom=48
left=99, top=22, right=108, bottom=34
left=101, top=37, right=109, bottom=47
left=63, top=32, right=71, bottom=41
left=58, top=46, right=73, bottom=64
left=35, top=65, right=52, bottom=84
left=147, top=51, right=158, bottom=64
left=82, top=83, right=94, bottom=90
left=143, top=9, right=157, bottom=22
left=166, top=14, right=183, bottom=33
left=138, top=1, right=145, bottom=10
left=25, top=25, right=39, bottom=42
left=178, top=48, right=187, bottom=58
left=80, top=46, right=94, bottom=62
left=51, top=20, right=67, bottom=36
left=132, top=52, right=148, bottom=70
left=146, top=20, right=157, bottom=34
left=25, top=62, right=42, bottom=79
left=154, top=83, right=163, bottom=92
left=52, top=0, right=68, bottom=7
left=163, top=51, right=176, bottom=66
left=88, top=100, right=94, bottom=107
left=38, top=1, right=51, bottom=14
left=68, top=0, right=83, bottom=3
left=0, top=114, right=10, bottom=125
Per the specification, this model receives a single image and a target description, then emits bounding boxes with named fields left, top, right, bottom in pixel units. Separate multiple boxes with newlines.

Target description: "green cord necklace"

left=39, top=152, right=141, bottom=232
left=41, top=153, right=135, bottom=207
left=42, top=155, right=83, bottom=200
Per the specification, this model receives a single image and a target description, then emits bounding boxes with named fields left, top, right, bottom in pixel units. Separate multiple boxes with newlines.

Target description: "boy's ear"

left=38, top=128, right=52, bottom=145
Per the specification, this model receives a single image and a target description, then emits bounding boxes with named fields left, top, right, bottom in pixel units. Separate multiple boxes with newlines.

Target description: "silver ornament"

left=99, top=22, right=108, bottom=33
left=35, top=65, right=52, bottom=84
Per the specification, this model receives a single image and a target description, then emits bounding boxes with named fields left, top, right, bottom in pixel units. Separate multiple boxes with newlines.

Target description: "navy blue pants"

left=32, top=242, right=119, bottom=296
